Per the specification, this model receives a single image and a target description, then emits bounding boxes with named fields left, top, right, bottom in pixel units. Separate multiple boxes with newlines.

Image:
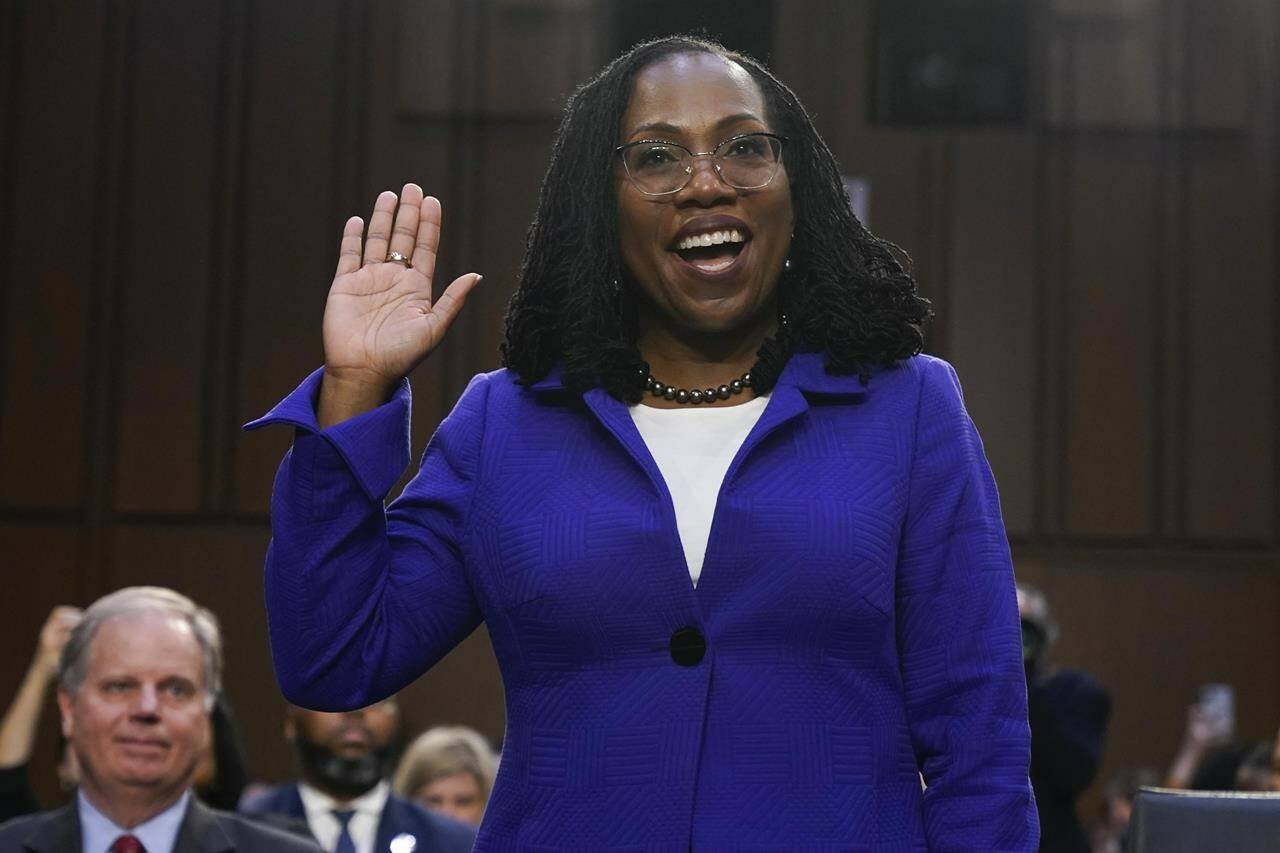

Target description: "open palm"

left=323, top=183, right=480, bottom=389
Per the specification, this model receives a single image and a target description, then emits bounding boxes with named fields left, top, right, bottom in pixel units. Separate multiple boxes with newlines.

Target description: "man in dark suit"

left=0, top=586, right=320, bottom=853
left=240, top=701, right=474, bottom=853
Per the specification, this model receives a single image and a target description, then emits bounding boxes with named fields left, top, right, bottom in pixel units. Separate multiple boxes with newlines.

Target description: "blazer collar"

left=174, top=798, right=235, bottom=853
left=17, top=802, right=80, bottom=853
left=528, top=351, right=867, bottom=399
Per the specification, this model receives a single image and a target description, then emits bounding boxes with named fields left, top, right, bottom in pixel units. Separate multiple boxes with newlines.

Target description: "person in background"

left=240, top=700, right=474, bottom=853
left=1019, top=583, right=1111, bottom=853
left=0, top=607, right=82, bottom=823
left=1090, top=766, right=1158, bottom=853
left=0, top=607, right=251, bottom=824
left=1164, top=685, right=1236, bottom=789
left=0, top=586, right=317, bottom=853
left=392, top=726, right=496, bottom=827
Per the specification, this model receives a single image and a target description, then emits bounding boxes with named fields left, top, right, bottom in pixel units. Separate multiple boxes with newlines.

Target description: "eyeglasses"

left=614, top=132, right=787, bottom=196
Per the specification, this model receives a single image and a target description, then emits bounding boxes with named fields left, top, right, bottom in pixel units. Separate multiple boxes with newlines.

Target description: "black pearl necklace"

left=644, top=370, right=753, bottom=405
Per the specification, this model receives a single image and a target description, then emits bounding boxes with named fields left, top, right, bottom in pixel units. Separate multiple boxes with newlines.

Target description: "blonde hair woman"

left=393, top=726, right=497, bottom=827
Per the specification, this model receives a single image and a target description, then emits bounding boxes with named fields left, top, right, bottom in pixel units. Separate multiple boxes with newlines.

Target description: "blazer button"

left=669, top=627, right=706, bottom=666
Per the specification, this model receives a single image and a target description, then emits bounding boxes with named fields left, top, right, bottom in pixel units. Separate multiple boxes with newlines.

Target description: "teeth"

left=675, top=229, right=747, bottom=251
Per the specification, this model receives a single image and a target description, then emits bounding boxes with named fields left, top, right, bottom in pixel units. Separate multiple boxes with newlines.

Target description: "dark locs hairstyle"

left=501, top=35, right=931, bottom=403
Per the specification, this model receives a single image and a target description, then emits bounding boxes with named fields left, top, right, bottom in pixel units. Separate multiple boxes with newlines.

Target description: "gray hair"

left=58, top=586, right=223, bottom=708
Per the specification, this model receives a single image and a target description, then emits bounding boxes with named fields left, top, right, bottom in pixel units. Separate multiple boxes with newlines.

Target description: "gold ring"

left=386, top=251, right=410, bottom=266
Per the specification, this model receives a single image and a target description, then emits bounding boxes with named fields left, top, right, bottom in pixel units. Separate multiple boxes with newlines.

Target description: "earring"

left=783, top=258, right=792, bottom=273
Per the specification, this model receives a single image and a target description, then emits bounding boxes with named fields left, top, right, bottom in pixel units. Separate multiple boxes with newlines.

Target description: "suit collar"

left=16, top=802, right=80, bottom=852
left=374, top=792, right=436, bottom=851
left=528, top=351, right=867, bottom=399
left=174, top=798, right=235, bottom=853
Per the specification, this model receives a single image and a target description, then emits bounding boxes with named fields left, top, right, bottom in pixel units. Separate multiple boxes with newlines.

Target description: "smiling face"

left=57, top=612, right=210, bottom=806
left=616, top=52, right=794, bottom=341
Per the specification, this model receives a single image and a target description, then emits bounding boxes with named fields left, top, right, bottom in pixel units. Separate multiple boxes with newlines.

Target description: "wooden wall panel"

left=1183, top=142, right=1275, bottom=539
left=1062, top=140, right=1160, bottom=537
left=772, top=0, right=870, bottom=147
left=0, top=523, right=87, bottom=807
left=1186, top=0, right=1252, bottom=130
left=479, top=1, right=602, bottom=117
left=946, top=136, right=1040, bottom=537
left=396, top=0, right=463, bottom=115
left=0, top=2, right=107, bottom=508
left=232, top=1, right=343, bottom=515
left=112, top=2, right=223, bottom=513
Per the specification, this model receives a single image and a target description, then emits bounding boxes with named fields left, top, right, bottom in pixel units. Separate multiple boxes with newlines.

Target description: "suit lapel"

left=174, top=799, right=234, bottom=853
left=373, top=794, right=429, bottom=853
left=18, top=802, right=80, bottom=852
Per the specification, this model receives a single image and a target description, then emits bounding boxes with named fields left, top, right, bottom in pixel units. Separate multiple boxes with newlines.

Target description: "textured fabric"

left=238, top=783, right=475, bottom=853
left=248, top=352, right=1038, bottom=850
left=629, top=395, right=769, bottom=584
left=110, top=835, right=146, bottom=853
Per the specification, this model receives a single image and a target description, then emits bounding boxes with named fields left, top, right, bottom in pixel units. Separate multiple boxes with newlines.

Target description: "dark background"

left=2, top=0, right=1277, bottom=818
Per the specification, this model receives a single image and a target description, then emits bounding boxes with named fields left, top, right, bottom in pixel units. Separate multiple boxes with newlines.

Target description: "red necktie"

left=110, top=835, right=147, bottom=853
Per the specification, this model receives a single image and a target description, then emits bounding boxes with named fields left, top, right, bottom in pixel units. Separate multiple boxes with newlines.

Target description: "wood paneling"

left=0, top=1, right=108, bottom=508
left=112, top=1, right=223, bottom=514
left=1184, top=141, right=1275, bottom=539
left=231, top=0, right=344, bottom=516
left=1062, top=139, right=1160, bottom=536
left=946, top=135, right=1040, bottom=537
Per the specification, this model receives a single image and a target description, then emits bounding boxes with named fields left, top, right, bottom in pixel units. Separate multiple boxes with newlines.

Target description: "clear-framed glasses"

left=614, top=132, right=787, bottom=196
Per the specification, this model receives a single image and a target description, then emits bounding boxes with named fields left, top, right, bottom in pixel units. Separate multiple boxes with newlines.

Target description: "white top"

left=78, top=789, right=190, bottom=853
left=298, top=780, right=390, bottom=853
left=629, top=395, right=769, bottom=586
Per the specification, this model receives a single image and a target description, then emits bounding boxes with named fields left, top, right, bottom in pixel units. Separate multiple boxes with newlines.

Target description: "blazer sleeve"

left=895, top=358, right=1039, bottom=852
left=245, top=369, right=489, bottom=711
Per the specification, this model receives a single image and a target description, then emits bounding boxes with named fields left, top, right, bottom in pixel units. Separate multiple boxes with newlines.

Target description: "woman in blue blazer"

left=251, top=36, right=1038, bottom=850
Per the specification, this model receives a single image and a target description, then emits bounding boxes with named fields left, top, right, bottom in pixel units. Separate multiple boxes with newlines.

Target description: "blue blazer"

left=239, top=783, right=475, bottom=853
left=249, top=353, right=1038, bottom=850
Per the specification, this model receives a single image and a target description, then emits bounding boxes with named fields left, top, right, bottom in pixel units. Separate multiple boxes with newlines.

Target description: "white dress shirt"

left=629, top=395, right=769, bottom=586
left=297, top=780, right=389, bottom=853
left=78, top=789, right=190, bottom=853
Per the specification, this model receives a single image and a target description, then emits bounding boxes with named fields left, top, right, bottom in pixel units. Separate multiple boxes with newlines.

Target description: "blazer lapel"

left=373, top=794, right=428, bottom=853
left=174, top=798, right=234, bottom=853
left=18, top=802, right=80, bottom=852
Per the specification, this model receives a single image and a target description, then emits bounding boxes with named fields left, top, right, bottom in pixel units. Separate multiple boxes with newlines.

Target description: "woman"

left=393, top=726, right=497, bottom=827
left=250, top=36, right=1037, bottom=848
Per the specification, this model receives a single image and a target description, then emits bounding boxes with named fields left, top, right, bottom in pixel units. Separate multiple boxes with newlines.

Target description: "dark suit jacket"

left=240, top=783, right=474, bottom=853
left=1029, top=669, right=1112, bottom=853
left=0, top=795, right=322, bottom=852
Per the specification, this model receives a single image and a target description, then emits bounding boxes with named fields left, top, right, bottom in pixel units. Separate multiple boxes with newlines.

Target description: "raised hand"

left=319, top=184, right=481, bottom=426
left=35, top=606, right=82, bottom=677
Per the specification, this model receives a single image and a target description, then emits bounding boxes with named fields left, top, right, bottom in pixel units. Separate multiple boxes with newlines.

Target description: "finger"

left=411, top=195, right=443, bottom=280
left=388, top=183, right=423, bottom=262
left=362, top=190, right=398, bottom=266
left=424, top=273, right=482, bottom=339
left=335, top=216, right=364, bottom=277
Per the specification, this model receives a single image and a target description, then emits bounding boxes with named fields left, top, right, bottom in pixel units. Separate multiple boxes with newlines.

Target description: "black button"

left=669, top=627, right=706, bottom=666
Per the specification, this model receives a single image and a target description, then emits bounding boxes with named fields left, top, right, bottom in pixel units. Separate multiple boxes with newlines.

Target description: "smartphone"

left=1199, top=683, right=1235, bottom=733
